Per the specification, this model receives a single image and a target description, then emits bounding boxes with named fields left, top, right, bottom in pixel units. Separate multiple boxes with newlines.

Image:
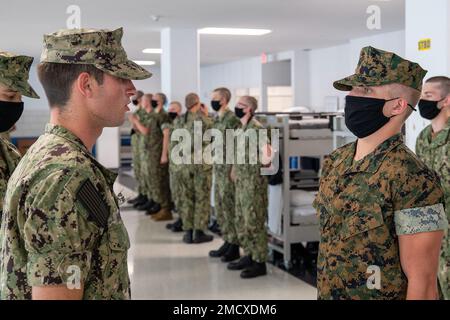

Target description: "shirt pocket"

left=340, top=208, right=385, bottom=242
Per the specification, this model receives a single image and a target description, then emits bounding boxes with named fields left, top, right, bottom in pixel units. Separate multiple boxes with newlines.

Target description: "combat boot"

left=128, top=193, right=145, bottom=204
left=227, top=255, right=252, bottom=271
left=240, top=261, right=267, bottom=279
left=193, top=230, right=213, bottom=244
left=145, top=202, right=161, bottom=215
left=221, top=244, right=240, bottom=262
left=171, top=218, right=183, bottom=232
left=183, top=230, right=193, bottom=244
left=209, top=241, right=230, bottom=257
left=136, top=198, right=155, bottom=210
left=133, top=196, right=148, bottom=208
left=152, top=208, right=173, bottom=221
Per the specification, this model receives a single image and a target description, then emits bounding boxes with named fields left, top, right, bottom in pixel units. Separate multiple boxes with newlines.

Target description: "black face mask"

left=151, top=100, right=158, bottom=109
left=234, top=107, right=246, bottom=119
left=0, top=101, right=24, bottom=133
left=211, top=100, right=221, bottom=112
left=418, top=98, right=445, bottom=120
left=344, top=96, right=411, bottom=138
left=168, top=112, right=178, bottom=120
left=132, top=99, right=139, bottom=106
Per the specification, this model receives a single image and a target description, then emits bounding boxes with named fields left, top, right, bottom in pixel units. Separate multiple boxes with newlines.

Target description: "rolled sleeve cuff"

left=27, top=251, right=92, bottom=287
left=395, top=203, right=448, bottom=235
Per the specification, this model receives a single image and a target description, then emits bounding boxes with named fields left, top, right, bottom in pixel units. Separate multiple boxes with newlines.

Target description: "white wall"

left=308, top=30, right=405, bottom=112
left=404, top=0, right=450, bottom=149
left=200, top=57, right=262, bottom=108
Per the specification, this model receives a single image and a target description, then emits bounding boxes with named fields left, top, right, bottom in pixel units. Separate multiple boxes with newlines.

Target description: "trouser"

left=214, top=165, right=238, bottom=244
left=235, top=175, right=268, bottom=263
left=146, top=149, right=171, bottom=209
left=131, top=135, right=145, bottom=194
left=169, top=168, right=183, bottom=211
left=178, top=165, right=212, bottom=231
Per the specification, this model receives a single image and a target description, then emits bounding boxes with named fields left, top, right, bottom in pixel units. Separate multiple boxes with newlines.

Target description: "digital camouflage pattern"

left=334, top=46, right=427, bottom=92
left=140, top=109, right=171, bottom=208
left=131, top=107, right=148, bottom=195
left=234, top=118, right=269, bottom=263
left=169, top=116, right=183, bottom=211
left=313, top=134, right=447, bottom=300
left=176, top=111, right=213, bottom=231
left=0, top=124, right=131, bottom=300
left=0, top=137, right=21, bottom=231
left=213, top=109, right=241, bottom=245
left=40, top=28, right=151, bottom=80
left=416, top=119, right=450, bottom=299
left=0, top=51, right=39, bottom=98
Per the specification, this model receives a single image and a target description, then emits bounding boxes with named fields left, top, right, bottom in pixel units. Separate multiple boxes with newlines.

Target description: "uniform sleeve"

left=312, top=155, right=333, bottom=212
left=160, top=113, right=171, bottom=131
left=23, top=169, right=102, bottom=287
left=415, top=130, right=425, bottom=159
left=392, top=162, right=447, bottom=235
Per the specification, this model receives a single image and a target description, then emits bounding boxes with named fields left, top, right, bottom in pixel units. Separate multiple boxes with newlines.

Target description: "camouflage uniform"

left=169, top=116, right=183, bottom=211
left=234, top=118, right=269, bottom=263
left=0, top=28, right=151, bottom=300
left=213, top=109, right=241, bottom=245
left=176, top=111, right=213, bottom=231
left=144, top=109, right=171, bottom=209
left=0, top=51, right=39, bottom=236
left=313, top=46, right=447, bottom=300
left=131, top=107, right=147, bottom=195
left=416, top=119, right=450, bottom=299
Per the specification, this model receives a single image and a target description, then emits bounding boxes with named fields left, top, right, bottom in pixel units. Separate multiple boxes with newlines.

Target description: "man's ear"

left=76, top=72, right=94, bottom=98
left=389, top=98, right=408, bottom=116
left=444, top=94, right=450, bottom=108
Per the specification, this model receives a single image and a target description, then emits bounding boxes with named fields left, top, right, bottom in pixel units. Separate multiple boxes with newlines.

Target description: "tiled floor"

left=115, top=180, right=317, bottom=300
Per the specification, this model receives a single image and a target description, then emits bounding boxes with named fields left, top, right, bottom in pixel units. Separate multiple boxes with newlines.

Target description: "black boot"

left=183, top=230, right=193, bottom=244
left=128, top=193, right=144, bottom=204
left=135, top=198, right=155, bottom=210
left=171, top=218, right=183, bottom=232
left=240, top=261, right=267, bottom=279
left=227, top=255, right=252, bottom=271
left=209, top=241, right=230, bottom=258
left=221, top=244, right=240, bottom=262
left=133, top=196, right=148, bottom=208
left=145, top=202, right=161, bottom=215
left=193, top=230, right=213, bottom=244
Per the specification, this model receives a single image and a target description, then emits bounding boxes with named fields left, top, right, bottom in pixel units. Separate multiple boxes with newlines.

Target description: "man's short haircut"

left=170, top=101, right=182, bottom=109
left=213, top=87, right=232, bottom=104
left=185, top=93, right=199, bottom=110
left=155, top=92, right=167, bottom=105
left=426, top=76, right=450, bottom=96
left=241, top=95, right=258, bottom=113
left=386, top=83, right=421, bottom=119
left=37, top=62, right=104, bottom=108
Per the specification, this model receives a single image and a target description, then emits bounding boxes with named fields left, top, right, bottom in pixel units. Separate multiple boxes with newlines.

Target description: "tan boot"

left=152, top=208, right=173, bottom=221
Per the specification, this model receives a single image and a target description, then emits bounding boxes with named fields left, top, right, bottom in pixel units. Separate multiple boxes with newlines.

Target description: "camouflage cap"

left=334, top=46, right=427, bottom=92
left=40, top=27, right=152, bottom=80
left=0, top=51, right=39, bottom=99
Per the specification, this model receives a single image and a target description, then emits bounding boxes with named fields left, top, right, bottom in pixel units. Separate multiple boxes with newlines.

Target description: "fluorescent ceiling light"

left=133, top=60, right=156, bottom=66
left=198, top=27, right=272, bottom=36
left=142, top=48, right=162, bottom=54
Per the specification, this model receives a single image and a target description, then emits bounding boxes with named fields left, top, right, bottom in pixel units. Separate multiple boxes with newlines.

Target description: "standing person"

left=0, top=27, right=151, bottom=300
left=313, top=46, right=447, bottom=300
left=127, top=90, right=146, bottom=206
left=0, top=51, right=40, bottom=230
left=144, top=93, right=172, bottom=221
left=416, top=76, right=450, bottom=299
left=129, top=93, right=156, bottom=213
left=208, top=88, right=241, bottom=262
left=227, top=96, right=270, bottom=279
left=177, top=93, right=214, bottom=243
left=166, top=101, right=184, bottom=232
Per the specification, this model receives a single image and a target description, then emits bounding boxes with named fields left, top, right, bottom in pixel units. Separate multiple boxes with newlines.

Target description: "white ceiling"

left=0, top=0, right=405, bottom=67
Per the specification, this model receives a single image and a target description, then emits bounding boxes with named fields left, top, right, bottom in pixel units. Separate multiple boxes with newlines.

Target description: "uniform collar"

left=425, top=118, right=450, bottom=148
left=45, top=123, right=118, bottom=186
left=333, top=133, right=403, bottom=175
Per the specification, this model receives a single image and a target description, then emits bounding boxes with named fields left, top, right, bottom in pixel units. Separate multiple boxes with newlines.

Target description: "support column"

left=161, top=28, right=200, bottom=108
left=404, top=0, right=450, bottom=149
